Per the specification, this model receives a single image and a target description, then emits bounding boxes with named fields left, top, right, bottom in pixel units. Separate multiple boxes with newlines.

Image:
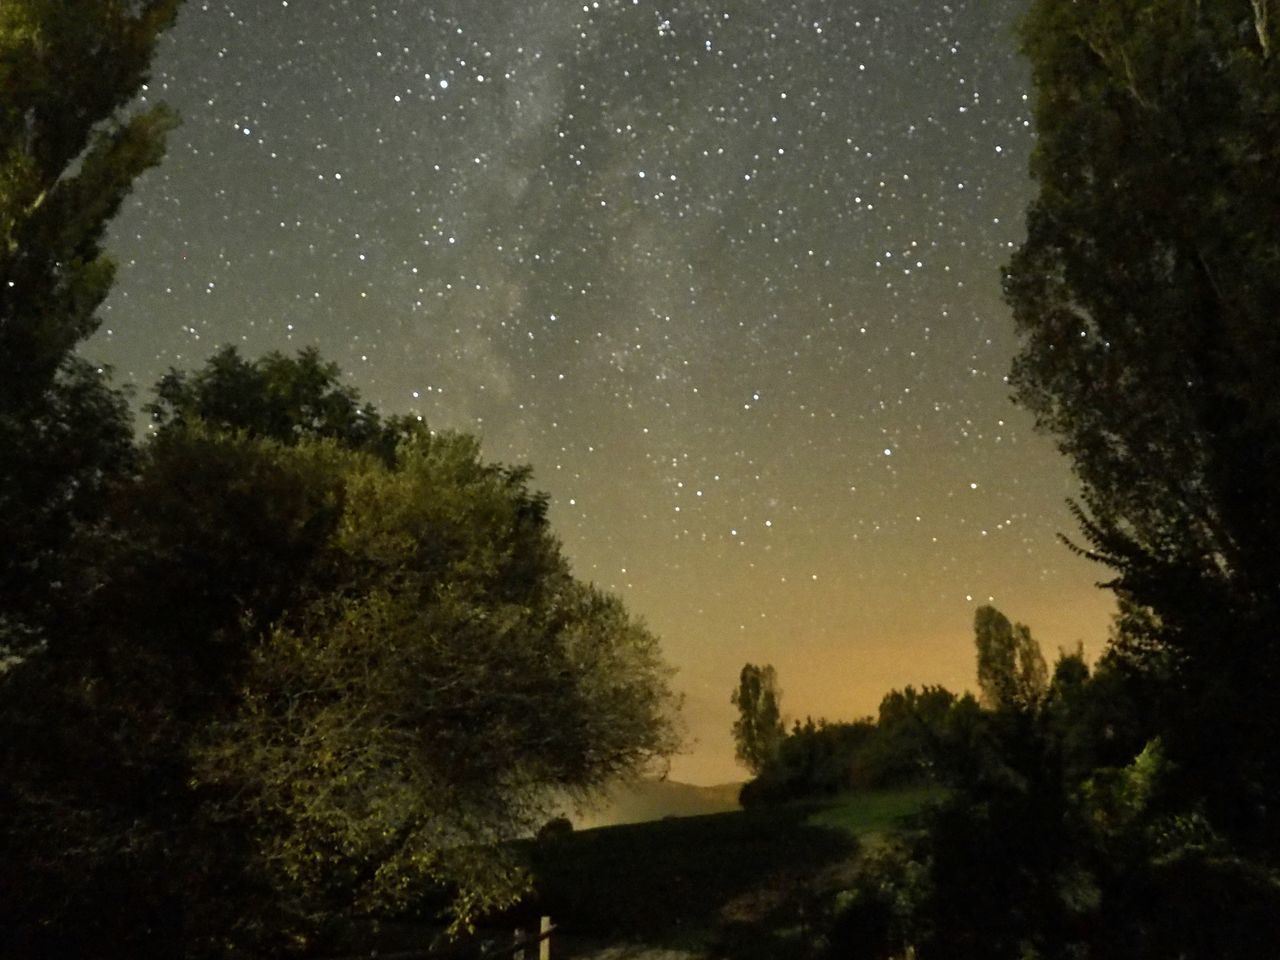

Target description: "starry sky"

left=95, top=0, right=1117, bottom=784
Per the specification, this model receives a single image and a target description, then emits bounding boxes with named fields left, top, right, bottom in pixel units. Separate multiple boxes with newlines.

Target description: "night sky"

left=95, top=0, right=1116, bottom=784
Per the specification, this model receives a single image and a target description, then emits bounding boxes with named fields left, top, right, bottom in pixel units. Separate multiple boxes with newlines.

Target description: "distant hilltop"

left=569, top=779, right=742, bottom=829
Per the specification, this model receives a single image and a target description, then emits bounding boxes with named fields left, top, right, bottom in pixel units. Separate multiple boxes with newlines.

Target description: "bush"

left=537, top=816, right=574, bottom=844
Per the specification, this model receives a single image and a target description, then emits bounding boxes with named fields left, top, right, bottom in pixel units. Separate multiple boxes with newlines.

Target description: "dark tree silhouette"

left=1005, top=0, right=1280, bottom=846
left=148, top=344, right=405, bottom=462
left=973, top=605, right=1047, bottom=712
left=730, top=663, right=785, bottom=774
left=0, top=1, right=180, bottom=661
left=4, top=348, right=681, bottom=956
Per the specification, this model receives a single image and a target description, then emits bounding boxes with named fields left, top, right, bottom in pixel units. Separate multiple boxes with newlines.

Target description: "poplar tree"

left=1006, top=0, right=1280, bottom=843
left=0, top=0, right=181, bottom=655
left=973, top=605, right=1047, bottom=712
left=731, top=663, right=785, bottom=774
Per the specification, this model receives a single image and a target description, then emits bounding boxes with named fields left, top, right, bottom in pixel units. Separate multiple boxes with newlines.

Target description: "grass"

left=523, top=787, right=937, bottom=955
left=804, top=786, right=940, bottom=838
left=354, top=788, right=938, bottom=958
left=528, top=802, right=851, bottom=947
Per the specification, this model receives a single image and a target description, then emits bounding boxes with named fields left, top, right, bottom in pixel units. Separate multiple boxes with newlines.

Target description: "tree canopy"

left=0, top=0, right=180, bottom=662
left=0, top=6, right=681, bottom=948
left=730, top=663, right=785, bottom=775
left=192, top=426, right=680, bottom=937
left=148, top=344, right=404, bottom=461
left=973, top=605, right=1047, bottom=712
left=2, top=350, right=680, bottom=956
left=1005, top=0, right=1280, bottom=844
left=0, top=0, right=180, bottom=394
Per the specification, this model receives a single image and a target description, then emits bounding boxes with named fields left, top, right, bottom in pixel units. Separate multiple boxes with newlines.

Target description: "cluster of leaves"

left=0, top=0, right=178, bottom=666
left=810, top=3, right=1280, bottom=954
left=0, top=11, right=681, bottom=950
left=147, top=344, right=408, bottom=463
left=738, top=683, right=981, bottom=808
left=730, top=663, right=786, bottom=774
left=738, top=607, right=1053, bottom=809
left=974, top=605, right=1047, bottom=711
left=1005, top=0, right=1280, bottom=845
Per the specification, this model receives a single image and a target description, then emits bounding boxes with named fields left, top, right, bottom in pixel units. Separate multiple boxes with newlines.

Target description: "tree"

left=0, top=360, right=135, bottom=660
left=1005, top=0, right=1280, bottom=845
left=3, top=348, right=681, bottom=955
left=973, top=605, right=1047, bottom=711
left=739, top=717, right=879, bottom=806
left=821, top=605, right=1280, bottom=958
left=1, top=426, right=350, bottom=958
left=864, top=684, right=975, bottom=788
left=0, top=0, right=180, bottom=660
left=730, top=663, right=785, bottom=774
left=1, top=8, right=184, bottom=949
left=148, top=344, right=403, bottom=462
left=191, top=428, right=679, bottom=942
left=0, top=0, right=180, bottom=393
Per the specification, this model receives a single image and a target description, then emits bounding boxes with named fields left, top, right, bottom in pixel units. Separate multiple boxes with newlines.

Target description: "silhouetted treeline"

left=738, top=685, right=981, bottom=807
left=822, top=605, right=1280, bottom=958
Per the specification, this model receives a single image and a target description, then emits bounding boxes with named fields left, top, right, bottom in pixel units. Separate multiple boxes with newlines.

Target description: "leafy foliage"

left=1, top=8, right=186, bottom=952
left=1005, top=0, right=1280, bottom=844
left=973, top=605, right=1047, bottom=711
left=820, top=609, right=1280, bottom=960
left=0, top=0, right=178, bottom=664
left=0, top=360, right=135, bottom=662
left=195, top=430, right=680, bottom=939
left=863, top=685, right=981, bottom=788
left=3, top=349, right=681, bottom=956
left=731, top=663, right=786, bottom=774
left=740, top=717, right=876, bottom=806
left=739, top=686, right=979, bottom=807
left=0, top=0, right=180, bottom=395
left=148, top=344, right=406, bottom=462
left=2, top=426, right=351, bottom=957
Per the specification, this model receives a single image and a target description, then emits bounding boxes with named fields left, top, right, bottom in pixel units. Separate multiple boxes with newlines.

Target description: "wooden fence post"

left=538, top=915, right=551, bottom=960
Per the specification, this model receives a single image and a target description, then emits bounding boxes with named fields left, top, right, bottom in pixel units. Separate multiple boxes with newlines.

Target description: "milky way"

left=96, top=0, right=1116, bottom=783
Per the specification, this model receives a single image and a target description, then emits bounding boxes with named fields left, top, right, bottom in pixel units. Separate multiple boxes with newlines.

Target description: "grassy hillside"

left=526, top=788, right=936, bottom=957
left=804, top=786, right=937, bottom=838
left=570, top=779, right=743, bottom=829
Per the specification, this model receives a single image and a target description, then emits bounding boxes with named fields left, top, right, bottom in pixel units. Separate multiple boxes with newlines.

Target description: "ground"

left=528, top=788, right=935, bottom=959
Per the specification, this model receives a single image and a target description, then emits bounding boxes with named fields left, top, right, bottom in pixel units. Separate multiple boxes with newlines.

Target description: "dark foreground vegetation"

left=732, top=611, right=1280, bottom=958
left=346, top=789, right=934, bottom=959
left=4, top=0, right=1280, bottom=957
left=529, top=789, right=934, bottom=954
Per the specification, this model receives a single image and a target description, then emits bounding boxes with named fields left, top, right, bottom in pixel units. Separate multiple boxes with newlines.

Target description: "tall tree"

left=0, top=0, right=181, bottom=657
left=731, top=663, right=785, bottom=774
left=2, top=425, right=349, bottom=958
left=0, top=0, right=179, bottom=391
left=974, top=605, right=1047, bottom=712
left=1005, top=0, right=1280, bottom=844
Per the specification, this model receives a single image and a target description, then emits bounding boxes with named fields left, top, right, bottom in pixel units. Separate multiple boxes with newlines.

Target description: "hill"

left=569, top=779, right=743, bottom=829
